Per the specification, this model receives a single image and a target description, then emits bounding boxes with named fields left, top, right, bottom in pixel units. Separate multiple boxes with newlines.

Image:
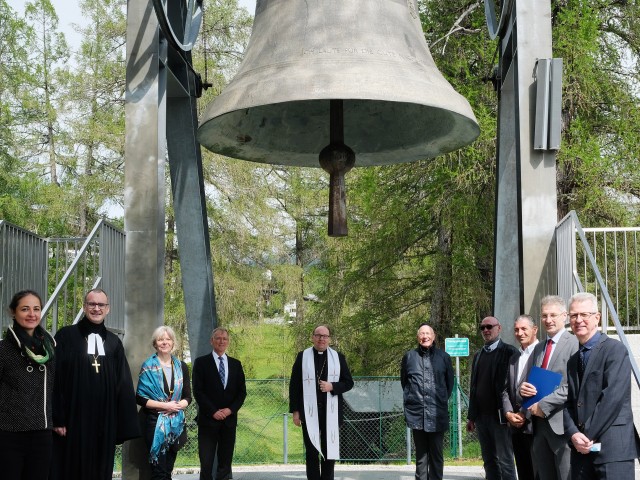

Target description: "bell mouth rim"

left=197, top=98, right=480, bottom=168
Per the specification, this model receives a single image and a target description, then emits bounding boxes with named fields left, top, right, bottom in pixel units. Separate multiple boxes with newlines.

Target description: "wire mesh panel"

left=235, top=379, right=305, bottom=464
left=117, top=376, right=481, bottom=471
left=340, top=377, right=405, bottom=462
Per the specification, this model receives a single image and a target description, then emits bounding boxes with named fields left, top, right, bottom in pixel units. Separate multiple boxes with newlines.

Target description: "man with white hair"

left=563, top=292, right=640, bottom=479
left=401, top=323, right=454, bottom=480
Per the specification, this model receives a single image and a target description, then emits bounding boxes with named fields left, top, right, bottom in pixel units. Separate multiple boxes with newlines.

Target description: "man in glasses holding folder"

left=520, top=295, right=578, bottom=480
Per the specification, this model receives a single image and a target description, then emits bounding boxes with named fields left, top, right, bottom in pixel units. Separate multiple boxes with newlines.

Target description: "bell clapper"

left=319, top=99, right=355, bottom=237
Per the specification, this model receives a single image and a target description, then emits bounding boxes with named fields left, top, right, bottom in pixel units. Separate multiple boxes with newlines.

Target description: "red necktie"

left=541, top=339, right=553, bottom=369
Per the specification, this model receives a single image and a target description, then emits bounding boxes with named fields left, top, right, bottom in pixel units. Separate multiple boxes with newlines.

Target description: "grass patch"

left=229, top=323, right=295, bottom=379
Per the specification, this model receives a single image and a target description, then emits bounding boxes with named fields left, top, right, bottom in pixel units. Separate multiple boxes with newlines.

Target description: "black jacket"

left=0, top=326, right=55, bottom=431
left=192, top=353, right=246, bottom=428
left=401, top=346, right=454, bottom=432
left=468, top=339, right=518, bottom=422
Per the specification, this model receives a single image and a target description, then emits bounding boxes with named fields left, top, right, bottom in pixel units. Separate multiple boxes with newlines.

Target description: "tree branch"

left=431, top=1, right=483, bottom=55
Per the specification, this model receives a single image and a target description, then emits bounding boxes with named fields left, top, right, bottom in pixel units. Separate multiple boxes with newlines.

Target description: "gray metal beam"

left=166, top=64, right=218, bottom=360
left=492, top=0, right=559, bottom=341
left=123, top=0, right=165, bottom=477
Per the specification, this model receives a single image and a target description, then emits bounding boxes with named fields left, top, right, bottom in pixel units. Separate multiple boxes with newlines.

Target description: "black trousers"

left=301, top=405, right=335, bottom=480
left=143, top=412, right=179, bottom=480
left=511, top=430, right=536, bottom=480
left=413, top=429, right=445, bottom=480
left=475, top=413, right=517, bottom=480
left=198, top=422, right=236, bottom=480
left=0, top=429, right=52, bottom=480
left=570, top=451, right=635, bottom=480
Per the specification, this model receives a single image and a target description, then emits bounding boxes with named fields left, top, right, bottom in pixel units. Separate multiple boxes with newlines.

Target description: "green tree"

left=553, top=0, right=640, bottom=225
left=22, top=0, right=69, bottom=187
left=0, top=0, right=40, bottom=225
left=63, top=0, right=127, bottom=234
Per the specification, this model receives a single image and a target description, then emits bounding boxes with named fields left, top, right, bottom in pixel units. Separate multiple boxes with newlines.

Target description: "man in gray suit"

left=521, top=295, right=578, bottom=480
left=502, top=315, right=538, bottom=480
left=564, top=292, right=640, bottom=479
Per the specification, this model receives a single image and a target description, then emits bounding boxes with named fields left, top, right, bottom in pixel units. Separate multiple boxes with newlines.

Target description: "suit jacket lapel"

left=580, top=334, right=607, bottom=389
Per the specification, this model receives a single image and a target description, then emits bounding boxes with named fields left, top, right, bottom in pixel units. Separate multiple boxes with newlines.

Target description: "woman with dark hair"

left=0, top=290, right=56, bottom=480
left=136, top=325, right=191, bottom=480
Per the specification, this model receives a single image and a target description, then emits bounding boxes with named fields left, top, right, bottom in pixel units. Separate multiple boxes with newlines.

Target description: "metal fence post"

left=283, top=413, right=288, bottom=464
left=457, top=356, right=463, bottom=457
left=406, top=427, right=412, bottom=465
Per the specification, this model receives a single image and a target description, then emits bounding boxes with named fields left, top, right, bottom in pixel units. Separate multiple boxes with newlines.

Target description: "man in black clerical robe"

left=51, top=288, right=139, bottom=480
left=289, top=324, right=353, bottom=480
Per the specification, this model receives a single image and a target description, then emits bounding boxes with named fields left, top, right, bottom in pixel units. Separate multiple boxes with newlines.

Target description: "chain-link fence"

left=123, top=376, right=480, bottom=469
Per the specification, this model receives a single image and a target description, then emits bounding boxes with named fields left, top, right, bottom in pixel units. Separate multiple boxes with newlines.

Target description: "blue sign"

left=445, top=337, right=469, bottom=357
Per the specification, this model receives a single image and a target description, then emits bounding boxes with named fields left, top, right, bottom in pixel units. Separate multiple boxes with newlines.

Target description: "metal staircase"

left=556, top=211, right=640, bottom=385
left=0, top=219, right=125, bottom=337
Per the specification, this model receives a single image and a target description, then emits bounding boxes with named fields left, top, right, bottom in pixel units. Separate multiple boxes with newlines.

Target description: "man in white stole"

left=290, top=325, right=354, bottom=480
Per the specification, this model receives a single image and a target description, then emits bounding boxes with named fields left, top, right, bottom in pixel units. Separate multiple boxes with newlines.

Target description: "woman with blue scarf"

left=136, top=326, right=191, bottom=479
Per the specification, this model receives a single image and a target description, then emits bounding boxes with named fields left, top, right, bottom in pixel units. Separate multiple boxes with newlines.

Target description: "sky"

left=7, top=0, right=257, bottom=49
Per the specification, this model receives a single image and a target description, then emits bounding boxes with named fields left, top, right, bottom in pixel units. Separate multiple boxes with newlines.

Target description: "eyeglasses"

left=313, top=334, right=330, bottom=340
left=569, top=312, right=597, bottom=321
left=479, top=324, right=497, bottom=331
left=541, top=312, right=566, bottom=320
left=85, top=302, right=109, bottom=309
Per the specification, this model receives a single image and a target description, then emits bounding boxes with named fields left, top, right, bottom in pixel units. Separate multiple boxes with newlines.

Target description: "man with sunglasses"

left=289, top=325, right=354, bottom=480
left=51, top=288, right=139, bottom=480
left=467, top=316, right=519, bottom=479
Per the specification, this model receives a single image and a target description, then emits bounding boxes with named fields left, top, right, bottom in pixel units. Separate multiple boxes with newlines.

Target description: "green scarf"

left=10, top=320, right=55, bottom=364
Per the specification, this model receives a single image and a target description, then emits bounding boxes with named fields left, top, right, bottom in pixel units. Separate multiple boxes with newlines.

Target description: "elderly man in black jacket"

left=401, top=323, right=454, bottom=480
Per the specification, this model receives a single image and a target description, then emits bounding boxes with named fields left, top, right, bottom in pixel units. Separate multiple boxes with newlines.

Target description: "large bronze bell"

left=197, top=0, right=480, bottom=236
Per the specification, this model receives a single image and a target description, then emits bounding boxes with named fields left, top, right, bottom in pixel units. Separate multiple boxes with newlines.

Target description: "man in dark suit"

left=193, top=327, right=247, bottom=480
left=289, top=325, right=354, bottom=480
left=564, top=292, right=640, bottom=479
left=521, top=295, right=578, bottom=480
left=502, top=315, right=539, bottom=480
left=467, top=316, right=519, bottom=480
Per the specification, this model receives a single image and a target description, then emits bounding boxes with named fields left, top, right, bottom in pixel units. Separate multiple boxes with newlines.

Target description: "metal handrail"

left=557, top=211, right=640, bottom=386
left=41, top=220, right=105, bottom=322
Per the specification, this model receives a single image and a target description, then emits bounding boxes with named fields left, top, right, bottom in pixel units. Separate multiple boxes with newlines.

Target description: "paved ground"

left=167, top=464, right=486, bottom=479
left=117, top=461, right=640, bottom=479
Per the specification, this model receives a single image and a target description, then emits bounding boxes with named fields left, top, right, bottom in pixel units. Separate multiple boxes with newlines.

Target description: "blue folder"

left=521, top=366, right=563, bottom=408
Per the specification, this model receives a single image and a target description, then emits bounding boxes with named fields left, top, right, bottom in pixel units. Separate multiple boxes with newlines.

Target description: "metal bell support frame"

left=198, top=0, right=479, bottom=236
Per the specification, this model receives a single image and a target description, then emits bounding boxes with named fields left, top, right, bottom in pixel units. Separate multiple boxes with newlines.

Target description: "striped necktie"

left=218, top=356, right=226, bottom=387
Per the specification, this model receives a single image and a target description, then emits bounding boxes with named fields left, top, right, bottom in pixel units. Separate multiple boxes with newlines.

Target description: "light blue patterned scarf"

left=137, top=354, right=185, bottom=463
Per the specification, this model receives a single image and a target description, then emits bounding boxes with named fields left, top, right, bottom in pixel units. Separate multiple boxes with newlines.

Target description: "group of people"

left=0, top=288, right=356, bottom=480
left=0, top=288, right=245, bottom=480
left=466, top=292, right=640, bottom=480
left=3, top=287, right=638, bottom=480
left=0, top=288, right=139, bottom=480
